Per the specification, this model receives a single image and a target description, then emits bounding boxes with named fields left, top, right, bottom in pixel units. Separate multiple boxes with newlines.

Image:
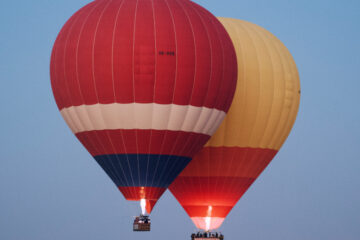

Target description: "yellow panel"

left=206, top=18, right=300, bottom=150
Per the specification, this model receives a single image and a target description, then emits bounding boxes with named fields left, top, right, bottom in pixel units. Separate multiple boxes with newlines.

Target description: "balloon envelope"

left=170, top=18, right=301, bottom=229
left=50, top=0, right=237, bottom=213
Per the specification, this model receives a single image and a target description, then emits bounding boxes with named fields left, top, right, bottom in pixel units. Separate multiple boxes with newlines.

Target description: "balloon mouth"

left=190, top=206, right=225, bottom=231
left=191, top=217, right=225, bottom=231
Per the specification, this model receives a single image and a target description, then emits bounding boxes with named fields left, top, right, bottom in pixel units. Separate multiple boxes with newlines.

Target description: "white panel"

left=67, top=107, right=83, bottom=133
left=135, top=103, right=153, bottom=129
left=192, top=107, right=213, bottom=133
left=181, top=106, right=203, bottom=132
left=60, top=110, right=76, bottom=133
left=101, top=103, right=122, bottom=129
left=60, top=103, right=226, bottom=136
left=86, top=104, right=107, bottom=131
left=152, top=104, right=171, bottom=130
left=117, top=103, right=134, bottom=128
left=208, top=111, right=227, bottom=136
left=167, top=104, right=188, bottom=131
left=75, top=105, right=94, bottom=131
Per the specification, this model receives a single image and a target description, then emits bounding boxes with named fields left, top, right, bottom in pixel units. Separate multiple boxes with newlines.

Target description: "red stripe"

left=169, top=147, right=278, bottom=218
left=119, top=186, right=165, bottom=200
left=75, top=129, right=210, bottom=157
left=93, top=0, right=122, bottom=104
left=112, top=0, right=136, bottom=103
left=118, top=186, right=165, bottom=213
left=145, top=200, right=157, bottom=214
left=51, top=3, right=93, bottom=109
left=170, top=176, right=255, bottom=218
left=186, top=206, right=232, bottom=219
left=72, top=1, right=106, bottom=106
left=51, top=0, right=237, bottom=111
left=179, top=147, right=277, bottom=177
left=167, top=0, right=196, bottom=106
left=152, top=0, right=176, bottom=104
left=171, top=176, right=255, bottom=205
left=133, top=0, right=156, bottom=103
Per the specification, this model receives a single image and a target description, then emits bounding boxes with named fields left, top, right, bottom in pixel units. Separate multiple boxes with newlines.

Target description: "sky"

left=1, top=0, right=360, bottom=239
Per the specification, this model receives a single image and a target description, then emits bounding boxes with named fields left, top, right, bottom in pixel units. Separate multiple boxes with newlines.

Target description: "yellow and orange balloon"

left=170, top=18, right=301, bottom=231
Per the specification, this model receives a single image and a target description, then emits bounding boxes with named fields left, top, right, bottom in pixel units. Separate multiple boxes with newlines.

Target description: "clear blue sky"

left=1, top=0, right=359, bottom=239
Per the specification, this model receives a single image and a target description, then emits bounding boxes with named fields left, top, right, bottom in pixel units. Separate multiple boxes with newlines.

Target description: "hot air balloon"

left=170, top=18, right=301, bottom=235
left=50, top=0, right=237, bottom=229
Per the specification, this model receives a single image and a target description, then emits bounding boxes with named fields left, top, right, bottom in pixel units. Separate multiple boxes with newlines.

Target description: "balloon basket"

left=133, top=214, right=151, bottom=232
left=191, top=232, right=224, bottom=240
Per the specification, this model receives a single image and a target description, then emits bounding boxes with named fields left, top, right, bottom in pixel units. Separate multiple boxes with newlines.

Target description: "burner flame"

left=140, top=199, right=146, bottom=215
left=205, top=206, right=213, bottom=231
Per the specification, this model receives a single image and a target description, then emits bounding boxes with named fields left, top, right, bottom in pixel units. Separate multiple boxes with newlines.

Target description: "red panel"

left=196, top=8, right=225, bottom=109
left=76, top=2, right=106, bottom=106
left=62, top=4, right=90, bottom=107
left=145, top=200, right=157, bottom=214
left=169, top=147, right=278, bottom=219
left=133, top=0, right=156, bottom=103
left=50, top=5, right=87, bottom=109
left=166, top=0, right=196, bottom=106
left=112, top=0, right=136, bottom=103
left=177, top=0, right=212, bottom=107
left=153, top=0, right=176, bottom=104
left=93, top=0, right=121, bottom=104
left=76, top=129, right=210, bottom=157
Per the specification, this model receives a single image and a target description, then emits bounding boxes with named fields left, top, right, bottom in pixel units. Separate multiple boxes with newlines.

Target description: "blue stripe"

left=94, top=154, right=191, bottom=188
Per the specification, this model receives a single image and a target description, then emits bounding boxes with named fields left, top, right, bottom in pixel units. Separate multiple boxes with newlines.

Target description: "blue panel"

left=94, top=154, right=192, bottom=188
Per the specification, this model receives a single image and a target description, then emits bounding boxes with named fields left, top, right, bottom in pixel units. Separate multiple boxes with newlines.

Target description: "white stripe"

left=60, top=103, right=226, bottom=136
